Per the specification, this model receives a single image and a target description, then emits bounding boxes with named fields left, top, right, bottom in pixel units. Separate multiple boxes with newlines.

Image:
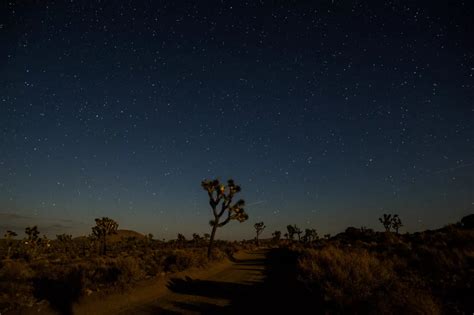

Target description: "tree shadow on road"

left=164, top=248, right=319, bottom=314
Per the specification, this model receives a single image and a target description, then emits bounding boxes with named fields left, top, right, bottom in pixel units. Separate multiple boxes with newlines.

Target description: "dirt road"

left=39, top=248, right=311, bottom=315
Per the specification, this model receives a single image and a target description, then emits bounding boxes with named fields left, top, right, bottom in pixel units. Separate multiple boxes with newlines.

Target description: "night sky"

left=1, top=1, right=473, bottom=240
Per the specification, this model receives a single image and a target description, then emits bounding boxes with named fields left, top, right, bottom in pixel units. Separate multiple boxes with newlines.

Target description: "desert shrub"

left=114, top=256, right=145, bottom=285
left=163, top=249, right=208, bottom=272
left=0, top=259, right=35, bottom=311
left=297, top=245, right=441, bottom=314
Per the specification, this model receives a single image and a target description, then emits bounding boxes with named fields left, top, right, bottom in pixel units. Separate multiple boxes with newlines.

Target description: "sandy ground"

left=67, top=250, right=266, bottom=315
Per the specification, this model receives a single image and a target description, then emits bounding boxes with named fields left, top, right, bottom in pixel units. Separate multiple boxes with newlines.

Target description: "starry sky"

left=1, top=1, right=473, bottom=240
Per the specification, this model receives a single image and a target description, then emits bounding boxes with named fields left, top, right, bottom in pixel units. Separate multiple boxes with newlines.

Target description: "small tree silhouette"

left=294, top=225, right=303, bottom=241
left=272, top=230, right=281, bottom=243
left=303, top=228, right=318, bottom=243
left=254, top=222, right=266, bottom=246
left=192, top=233, right=202, bottom=247
left=25, top=226, right=40, bottom=243
left=379, top=214, right=393, bottom=232
left=202, top=179, right=248, bottom=258
left=391, top=214, right=403, bottom=234
left=286, top=225, right=296, bottom=241
left=92, top=217, right=118, bottom=255
left=286, top=224, right=302, bottom=241
left=177, top=233, right=186, bottom=247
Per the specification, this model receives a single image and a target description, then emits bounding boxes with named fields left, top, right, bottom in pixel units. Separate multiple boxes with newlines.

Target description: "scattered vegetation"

left=0, top=221, right=243, bottom=313
left=1, top=181, right=472, bottom=315
left=291, top=215, right=474, bottom=314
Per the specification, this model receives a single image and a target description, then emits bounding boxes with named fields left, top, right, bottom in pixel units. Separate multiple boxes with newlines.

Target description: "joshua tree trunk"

left=207, top=220, right=218, bottom=258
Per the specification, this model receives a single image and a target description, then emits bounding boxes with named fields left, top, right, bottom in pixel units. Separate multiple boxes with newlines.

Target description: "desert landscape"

left=1, top=0, right=473, bottom=314
left=1, top=180, right=473, bottom=314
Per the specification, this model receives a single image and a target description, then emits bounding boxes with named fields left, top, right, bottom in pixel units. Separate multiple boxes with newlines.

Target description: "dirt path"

left=71, top=249, right=268, bottom=315
left=117, top=249, right=268, bottom=314
left=21, top=248, right=311, bottom=315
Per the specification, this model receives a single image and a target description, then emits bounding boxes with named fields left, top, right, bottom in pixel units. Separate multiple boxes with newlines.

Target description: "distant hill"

left=72, top=229, right=146, bottom=242
left=109, top=229, right=146, bottom=242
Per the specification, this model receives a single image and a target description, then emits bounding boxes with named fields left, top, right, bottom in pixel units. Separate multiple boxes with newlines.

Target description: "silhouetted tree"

left=295, top=225, right=303, bottom=241
left=203, top=233, right=210, bottom=242
left=25, top=226, right=40, bottom=244
left=192, top=233, right=202, bottom=246
left=284, top=233, right=289, bottom=240
left=303, top=228, right=318, bottom=243
left=177, top=233, right=186, bottom=246
left=254, top=222, right=266, bottom=246
left=379, top=214, right=393, bottom=232
left=92, top=217, right=118, bottom=255
left=391, top=214, right=403, bottom=234
left=324, top=233, right=331, bottom=239
left=286, top=225, right=296, bottom=240
left=202, top=179, right=248, bottom=258
left=272, top=230, right=281, bottom=243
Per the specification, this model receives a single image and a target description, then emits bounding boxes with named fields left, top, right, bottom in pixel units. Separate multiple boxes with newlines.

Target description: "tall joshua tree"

left=202, top=179, right=248, bottom=258
left=254, top=222, right=266, bottom=246
left=92, top=217, right=118, bottom=255
left=391, top=214, right=403, bottom=234
left=379, top=214, right=392, bottom=232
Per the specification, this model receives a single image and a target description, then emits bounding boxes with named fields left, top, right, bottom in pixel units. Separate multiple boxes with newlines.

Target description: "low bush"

left=297, top=245, right=441, bottom=314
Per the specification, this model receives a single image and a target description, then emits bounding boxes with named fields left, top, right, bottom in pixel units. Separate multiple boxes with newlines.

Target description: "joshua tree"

left=272, top=230, right=281, bottom=243
left=294, top=225, right=303, bottom=241
left=284, top=233, right=289, bottom=240
left=177, top=233, right=186, bottom=246
left=254, top=222, right=266, bottom=246
left=4, top=230, right=17, bottom=258
left=286, top=224, right=302, bottom=241
left=192, top=233, right=203, bottom=246
left=391, top=214, right=403, bottom=234
left=379, top=214, right=393, bottom=232
left=25, top=226, right=40, bottom=244
left=203, top=233, right=210, bottom=242
left=92, top=217, right=118, bottom=255
left=286, top=225, right=296, bottom=240
left=202, top=179, right=248, bottom=258
left=303, top=228, right=318, bottom=243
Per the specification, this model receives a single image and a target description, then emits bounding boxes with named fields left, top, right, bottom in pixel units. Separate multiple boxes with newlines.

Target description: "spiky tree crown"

left=92, top=217, right=118, bottom=238
left=254, top=222, right=266, bottom=235
left=201, top=178, right=248, bottom=226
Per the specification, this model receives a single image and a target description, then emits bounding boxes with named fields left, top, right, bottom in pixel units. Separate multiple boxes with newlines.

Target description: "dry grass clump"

left=297, top=245, right=441, bottom=314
